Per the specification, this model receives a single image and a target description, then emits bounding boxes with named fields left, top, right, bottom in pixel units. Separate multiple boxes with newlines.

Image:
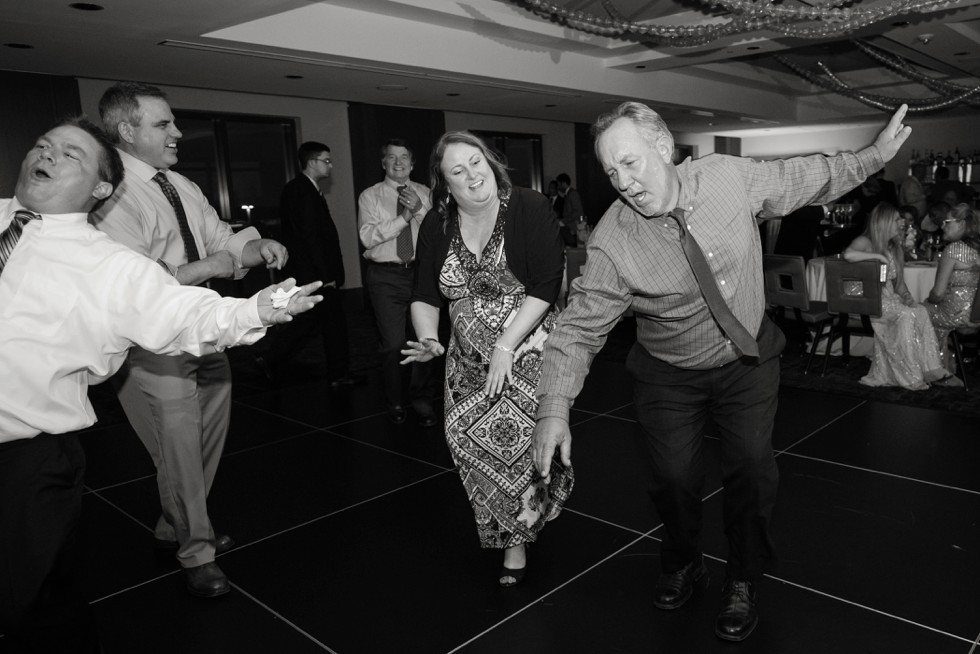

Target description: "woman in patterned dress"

left=401, top=131, right=574, bottom=586
left=843, top=203, right=959, bottom=389
left=925, top=203, right=980, bottom=369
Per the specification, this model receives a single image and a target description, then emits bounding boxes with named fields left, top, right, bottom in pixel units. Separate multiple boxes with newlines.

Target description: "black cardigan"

left=412, top=186, right=565, bottom=308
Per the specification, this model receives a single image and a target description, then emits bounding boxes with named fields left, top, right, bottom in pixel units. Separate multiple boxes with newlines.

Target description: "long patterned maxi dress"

left=439, top=195, right=574, bottom=549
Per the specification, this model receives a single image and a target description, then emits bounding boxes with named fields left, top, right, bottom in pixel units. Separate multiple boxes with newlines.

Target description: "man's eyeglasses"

left=313, top=158, right=332, bottom=165
left=943, top=217, right=965, bottom=224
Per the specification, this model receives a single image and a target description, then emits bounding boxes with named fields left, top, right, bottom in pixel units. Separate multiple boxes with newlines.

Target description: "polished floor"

left=71, top=326, right=980, bottom=654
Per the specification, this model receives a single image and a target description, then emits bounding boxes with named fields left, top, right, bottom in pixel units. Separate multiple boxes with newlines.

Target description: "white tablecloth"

left=805, top=257, right=937, bottom=303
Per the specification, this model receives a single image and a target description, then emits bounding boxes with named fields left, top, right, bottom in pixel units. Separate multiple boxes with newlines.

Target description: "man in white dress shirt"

left=358, top=138, right=438, bottom=426
left=0, top=117, right=320, bottom=654
left=91, top=82, right=289, bottom=597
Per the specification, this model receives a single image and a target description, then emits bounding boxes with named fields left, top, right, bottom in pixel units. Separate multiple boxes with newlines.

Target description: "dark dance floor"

left=67, top=316, right=980, bottom=653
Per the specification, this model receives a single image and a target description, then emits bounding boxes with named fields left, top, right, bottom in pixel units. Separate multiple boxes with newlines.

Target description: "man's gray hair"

left=591, top=101, right=674, bottom=159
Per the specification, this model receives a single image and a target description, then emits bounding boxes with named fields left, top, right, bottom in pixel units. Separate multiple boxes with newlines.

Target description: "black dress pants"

left=627, top=319, right=784, bottom=582
left=0, top=433, right=100, bottom=653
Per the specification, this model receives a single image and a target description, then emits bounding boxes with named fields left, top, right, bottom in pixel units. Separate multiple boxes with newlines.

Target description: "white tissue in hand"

left=270, top=286, right=301, bottom=309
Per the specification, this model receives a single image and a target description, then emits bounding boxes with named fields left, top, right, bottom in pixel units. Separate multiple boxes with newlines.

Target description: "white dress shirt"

left=0, top=198, right=266, bottom=442
left=358, top=178, right=431, bottom=263
left=90, top=149, right=260, bottom=277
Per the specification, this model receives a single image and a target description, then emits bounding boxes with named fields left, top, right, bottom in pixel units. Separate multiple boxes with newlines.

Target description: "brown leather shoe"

left=653, top=555, right=708, bottom=610
left=715, top=580, right=758, bottom=642
left=184, top=562, right=230, bottom=598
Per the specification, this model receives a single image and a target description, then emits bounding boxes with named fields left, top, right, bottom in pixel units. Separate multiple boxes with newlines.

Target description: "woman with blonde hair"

left=925, top=203, right=980, bottom=368
left=843, top=202, right=958, bottom=389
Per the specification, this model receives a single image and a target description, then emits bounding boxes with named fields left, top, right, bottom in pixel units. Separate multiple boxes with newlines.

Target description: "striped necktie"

left=152, top=171, right=200, bottom=263
left=0, top=210, right=41, bottom=277
left=669, top=208, right=759, bottom=359
left=395, top=191, right=414, bottom=262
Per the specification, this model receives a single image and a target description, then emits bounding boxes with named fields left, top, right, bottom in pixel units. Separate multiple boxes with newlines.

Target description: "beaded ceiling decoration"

left=508, top=0, right=962, bottom=48
left=776, top=39, right=980, bottom=112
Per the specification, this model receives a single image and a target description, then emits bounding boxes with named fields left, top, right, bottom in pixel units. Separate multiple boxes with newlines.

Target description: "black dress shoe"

left=715, top=580, right=758, bottom=642
left=154, top=533, right=236, bottom=555
left=184, top=561, right=230, bottom=598
left=388, top=405, right=407, bottom=424
left=653, top=555, right=708, bottom=610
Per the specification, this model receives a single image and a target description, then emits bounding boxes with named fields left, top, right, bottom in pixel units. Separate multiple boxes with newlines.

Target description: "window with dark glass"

left=172, top=110, right=297, bottom=238
left=472, top=131, right=544, bottom=192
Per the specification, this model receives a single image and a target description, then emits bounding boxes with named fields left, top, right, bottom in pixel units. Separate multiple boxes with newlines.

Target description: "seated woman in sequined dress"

left=843, top=203, right=959, bottom=389
left=925, top=203, right=980, bottom=370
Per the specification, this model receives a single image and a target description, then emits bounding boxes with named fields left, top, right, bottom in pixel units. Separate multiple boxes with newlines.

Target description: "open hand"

left=401, top=338, right=444, bottom=364
left=256, top=278, right=322, bottom=325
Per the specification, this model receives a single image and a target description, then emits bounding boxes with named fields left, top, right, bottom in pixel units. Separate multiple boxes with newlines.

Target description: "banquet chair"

left=824, top=257, right=883, bottom=370
left=947, top=282, right=980, bottom=392
left=763, top=254, right=835, bottom=374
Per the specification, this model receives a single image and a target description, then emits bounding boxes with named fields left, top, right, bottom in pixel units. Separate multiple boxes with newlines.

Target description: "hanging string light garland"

left=775, top=39, right=980, bottom=112
left=509, top=0, right=962, bottom=48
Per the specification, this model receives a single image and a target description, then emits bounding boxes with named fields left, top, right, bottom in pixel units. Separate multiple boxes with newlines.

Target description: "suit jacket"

left=279, top=175, right=344, bottom=287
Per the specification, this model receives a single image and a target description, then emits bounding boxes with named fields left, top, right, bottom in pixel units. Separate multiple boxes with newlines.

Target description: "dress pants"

left=365, top=262, right=435, bottom=412
left=112, top=346, right=231, bottom=568
left=0, top=433, right=100, bottom=653
left=627, top=319, right=783, bottom=582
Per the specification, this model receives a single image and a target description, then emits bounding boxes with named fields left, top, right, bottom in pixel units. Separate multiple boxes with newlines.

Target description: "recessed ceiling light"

left=544, top=104, right=557, bottom=108
left=69, top=2, right=104, bottom=10
left=892, top=20, right=910, bottom=26
left=635, top=64, right=646, bottom=69
left=3, top=43, right=34, bottom=49
left=746, top=46, right=760, bottom=50
left=446, top=92, right=460, bottom=97
left=376, top=84, right=408, bottom=91
left=955, top=51, right=970, bottom=56
left=284, top=74, right=303, bottom=79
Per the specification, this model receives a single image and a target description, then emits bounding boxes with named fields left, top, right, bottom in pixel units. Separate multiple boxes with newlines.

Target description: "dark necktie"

left=669, top=208, right=759, bottom=358
left=0, top=210, right=41, bottom=276
left=395, top=194, right=414, bottom=262
left=152, top=171, right=200, bottom=263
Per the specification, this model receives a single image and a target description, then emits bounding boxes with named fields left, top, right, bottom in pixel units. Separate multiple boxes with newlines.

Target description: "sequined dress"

left=860, top=251, right=948, bottom=390
left=927, top=242, right=980, bottom=370
left=439, top=194, right=573, bottom=549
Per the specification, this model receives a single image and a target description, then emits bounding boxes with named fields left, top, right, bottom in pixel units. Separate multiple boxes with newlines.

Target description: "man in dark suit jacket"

left=261, top=141, right=355, bottom=387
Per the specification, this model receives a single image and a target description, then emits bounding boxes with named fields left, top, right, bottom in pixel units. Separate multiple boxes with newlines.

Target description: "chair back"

left=824, top=257, right=883, bottom=318
left=763, top=254, right=811, bottom=311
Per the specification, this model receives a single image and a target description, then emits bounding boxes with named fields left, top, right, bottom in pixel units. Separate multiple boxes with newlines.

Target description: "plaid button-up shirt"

left=536, top=146, right=883, bottom=420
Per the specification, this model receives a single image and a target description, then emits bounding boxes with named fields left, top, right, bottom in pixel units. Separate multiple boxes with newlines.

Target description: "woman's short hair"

left=949, top=203, right=980, bottom=251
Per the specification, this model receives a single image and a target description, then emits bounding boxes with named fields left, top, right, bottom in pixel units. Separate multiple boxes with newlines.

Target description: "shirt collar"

left=6, top=198, right=87, bottom=229
left=117, top=148, right=165, bottom=184
left=303, top=172, right=321, bottom=191
left=672, top=158, right=695, bottom=216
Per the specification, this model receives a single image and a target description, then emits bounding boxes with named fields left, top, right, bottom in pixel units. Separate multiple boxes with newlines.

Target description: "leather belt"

left=370, top=260, right=415, bottom=269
